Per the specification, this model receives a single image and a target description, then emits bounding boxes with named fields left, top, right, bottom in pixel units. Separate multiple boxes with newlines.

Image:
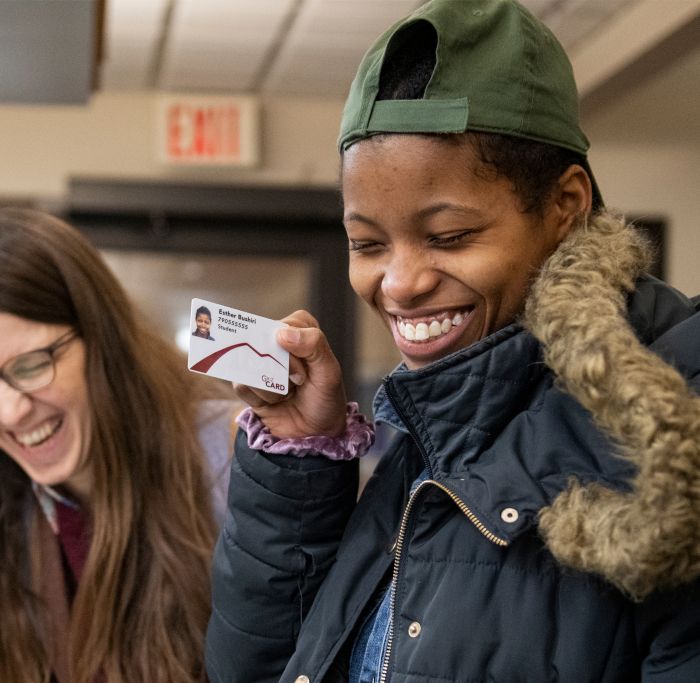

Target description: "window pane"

left=101, top=250, right=311, bottom=352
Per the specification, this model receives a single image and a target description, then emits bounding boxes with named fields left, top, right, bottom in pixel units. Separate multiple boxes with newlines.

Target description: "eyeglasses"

left=0, top=330, right=78, bottom=393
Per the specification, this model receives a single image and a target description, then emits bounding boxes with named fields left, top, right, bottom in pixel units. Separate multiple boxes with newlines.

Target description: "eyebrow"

left=416, top=202, right=486, bottom=220
left=343, top=211, right=378, bottom=227
left=344, top=202, right=485, bottom=226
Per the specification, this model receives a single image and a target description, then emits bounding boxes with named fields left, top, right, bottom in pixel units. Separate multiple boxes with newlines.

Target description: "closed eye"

left=348, top=239, right=382, bottom=252
left=10, top=354, right=51, bottom=379
left=429, top=230, right=478, bottom=247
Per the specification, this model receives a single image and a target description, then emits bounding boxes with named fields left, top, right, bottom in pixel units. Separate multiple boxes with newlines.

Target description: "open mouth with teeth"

left=13, top=418, right=63, bottom=448
left=396, top=309, right=472, bottom=342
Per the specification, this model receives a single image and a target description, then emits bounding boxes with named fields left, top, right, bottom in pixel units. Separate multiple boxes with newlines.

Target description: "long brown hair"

left=0, top=209, right=217, bottom=682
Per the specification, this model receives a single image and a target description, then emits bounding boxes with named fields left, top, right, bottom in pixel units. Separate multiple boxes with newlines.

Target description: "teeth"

left=415, top=323, right=429, bottom=341
left=15, top=419, right=61, bottom=447
left=429, top=320, right=442, bottom=337
left=396, top=311, right=469, bottom=343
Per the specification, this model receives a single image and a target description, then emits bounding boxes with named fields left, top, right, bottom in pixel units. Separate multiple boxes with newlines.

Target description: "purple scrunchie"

left=236, top=402, right=375, bottom=461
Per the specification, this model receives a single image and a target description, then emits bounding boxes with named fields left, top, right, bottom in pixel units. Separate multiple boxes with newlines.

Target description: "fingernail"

left=289, top=373, right=305, bottom=386
left=280, top=327, right=301, bottom=344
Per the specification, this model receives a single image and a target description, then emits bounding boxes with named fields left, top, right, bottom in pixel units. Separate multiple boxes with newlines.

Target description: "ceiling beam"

left=571, top=0, right=700, bottom=111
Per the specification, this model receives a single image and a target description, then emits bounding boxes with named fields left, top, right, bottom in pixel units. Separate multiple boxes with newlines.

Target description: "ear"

left=549, top=164, right=593, bottom=241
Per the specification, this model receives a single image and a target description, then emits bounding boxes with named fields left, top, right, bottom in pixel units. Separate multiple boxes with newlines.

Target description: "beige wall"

left=582, top=45, right=700, bottom=296
left=588, top=142, right=699, bottom=295
left=0, top=92, right=344, bottom=198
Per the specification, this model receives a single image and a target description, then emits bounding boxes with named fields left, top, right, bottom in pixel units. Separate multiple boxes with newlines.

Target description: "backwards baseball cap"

left=339, top=0, right=601, bottom=204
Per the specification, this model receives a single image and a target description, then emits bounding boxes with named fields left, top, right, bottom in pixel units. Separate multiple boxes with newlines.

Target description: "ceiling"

left=101, top=0, right=641, bottom=98
left=2, top=0, right=697, bottom=118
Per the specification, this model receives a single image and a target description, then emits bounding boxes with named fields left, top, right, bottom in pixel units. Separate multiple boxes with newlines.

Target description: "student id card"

left=187, top=297, right=289, bottom=395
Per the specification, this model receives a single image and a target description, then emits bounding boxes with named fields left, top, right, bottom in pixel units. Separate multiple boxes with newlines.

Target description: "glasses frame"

left=0, top=329, right=78, bottom=393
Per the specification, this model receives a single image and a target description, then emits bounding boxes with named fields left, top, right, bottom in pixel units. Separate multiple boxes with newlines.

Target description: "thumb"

left=277, top=325, right=340, bottom=376
left=277, top=325, right=328, bottom=360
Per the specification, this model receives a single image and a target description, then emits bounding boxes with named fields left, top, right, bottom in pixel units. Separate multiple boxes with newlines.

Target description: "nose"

left=381, top=245, right=440, bottom=306
left=0, top=380, right=33, bottom=428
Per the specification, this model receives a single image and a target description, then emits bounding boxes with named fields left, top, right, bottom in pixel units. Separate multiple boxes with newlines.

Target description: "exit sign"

left=158, top=95, right=260, bottom=166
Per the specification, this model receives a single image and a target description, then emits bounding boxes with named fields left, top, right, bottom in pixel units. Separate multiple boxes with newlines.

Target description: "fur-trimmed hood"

left=523, top=210, right=700, bottom=600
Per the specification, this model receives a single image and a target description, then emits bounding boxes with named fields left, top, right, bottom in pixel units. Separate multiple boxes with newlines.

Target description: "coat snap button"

left=501, top=507, right=519, bottom=523
left=408, top=621, right=422, bottom=638
left=294, top=676, right=310, bottom=683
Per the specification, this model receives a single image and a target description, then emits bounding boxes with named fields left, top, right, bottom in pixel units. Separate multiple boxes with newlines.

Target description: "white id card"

left=187, top=298, right=289, bottom=395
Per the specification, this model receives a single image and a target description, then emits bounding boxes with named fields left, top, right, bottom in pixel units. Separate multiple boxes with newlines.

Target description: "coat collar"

left=378, top=321, right=635, bottom=549
left=381, top=322, right=546, bottom=470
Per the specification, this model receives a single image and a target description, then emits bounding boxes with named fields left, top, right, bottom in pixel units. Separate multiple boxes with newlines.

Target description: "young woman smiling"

left=206, top=1, right=700, bottom=681
left=0, top=208, right=238, bottom=683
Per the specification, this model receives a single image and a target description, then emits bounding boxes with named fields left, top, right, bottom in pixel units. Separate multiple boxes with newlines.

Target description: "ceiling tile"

left=174, top=0, right=295, bottom=33
left=295, top=0, right=419, bottom=34
left=534, top=0, right=638, bottom=50
left=101, top=0, right=170, bottom=90
left=161, top=0, right=296, bottom=92
left=263, top=0, right=422, bottom=96
left=105, top=0, right=170, bottom=30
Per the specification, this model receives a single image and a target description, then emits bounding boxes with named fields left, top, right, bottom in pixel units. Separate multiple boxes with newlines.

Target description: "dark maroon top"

left=54, top=499, right=90, bottom=593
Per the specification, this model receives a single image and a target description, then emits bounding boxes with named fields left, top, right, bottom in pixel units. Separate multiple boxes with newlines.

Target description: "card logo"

left=262, top=374, right=286, bottom=392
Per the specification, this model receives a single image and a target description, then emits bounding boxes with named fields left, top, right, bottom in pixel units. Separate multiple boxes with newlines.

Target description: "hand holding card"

left=188, top=298, right=289, bottom=395
left=236, top=310, right=348, bottom=439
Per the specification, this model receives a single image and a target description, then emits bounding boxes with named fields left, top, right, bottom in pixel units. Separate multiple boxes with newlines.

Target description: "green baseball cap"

left=339, top=0, right=599, bottom=200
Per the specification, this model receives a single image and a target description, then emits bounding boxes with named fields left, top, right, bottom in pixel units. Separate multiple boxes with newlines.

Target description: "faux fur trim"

left=523, top=211, right=700, bottom=600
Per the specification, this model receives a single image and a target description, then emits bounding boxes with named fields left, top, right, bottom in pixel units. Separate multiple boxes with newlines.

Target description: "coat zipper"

left=378, top=378, right=509, bottom=683
left=383, top=377, right=433, bottom=477
left=378, top=480, right=509, bottom=683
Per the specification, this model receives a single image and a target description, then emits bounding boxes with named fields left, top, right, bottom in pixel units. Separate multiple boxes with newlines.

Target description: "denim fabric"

left=349, top=468, right=429, bottom=683
left=372, top=379, right=409, bottom=434
left=348, top=585, right=392, bottom=683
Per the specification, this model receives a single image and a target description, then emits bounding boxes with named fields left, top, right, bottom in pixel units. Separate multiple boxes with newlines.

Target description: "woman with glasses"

left=0, top=208, right=238, bottom=683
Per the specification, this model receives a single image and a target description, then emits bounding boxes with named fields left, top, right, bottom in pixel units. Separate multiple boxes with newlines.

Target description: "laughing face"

left=0, top=313, right=92, bottom=499
left=342, top=135, right=572, bottom=370
left=195, top=313, right=211, bottom=337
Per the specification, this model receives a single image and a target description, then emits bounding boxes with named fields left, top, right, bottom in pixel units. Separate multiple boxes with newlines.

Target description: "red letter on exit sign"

left=159, top=96, right=259, bottom=166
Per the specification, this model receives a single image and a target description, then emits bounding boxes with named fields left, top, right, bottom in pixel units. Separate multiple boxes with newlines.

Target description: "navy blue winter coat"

left=206, top=219, right=700, bottom=683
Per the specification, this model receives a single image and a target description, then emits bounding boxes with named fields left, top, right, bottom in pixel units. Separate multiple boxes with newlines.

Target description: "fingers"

left=232, top=309, right=345, bottom=438
left=233, top=382, right=290, bottom=409
left=276, top=310, right=340, bottom=386
left=277, top=325, right=336, bottom=367
left=280, top=310, right=320, bottom=330
left=288, top=354, right=307, bottom=386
